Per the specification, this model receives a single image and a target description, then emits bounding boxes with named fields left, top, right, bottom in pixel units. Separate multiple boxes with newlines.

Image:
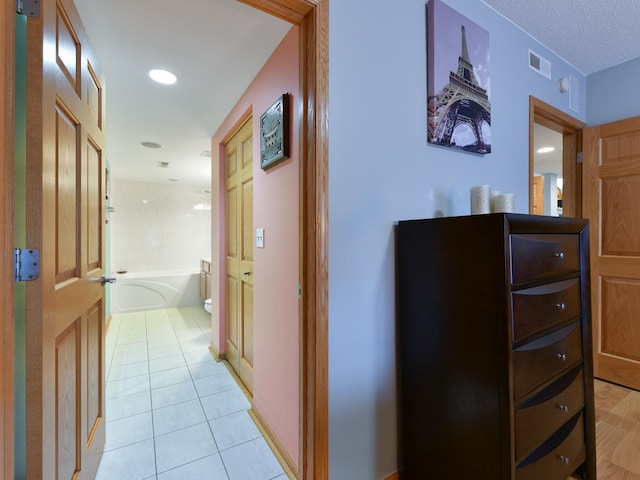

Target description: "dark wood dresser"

left=396, top=214, right=596, bottom=480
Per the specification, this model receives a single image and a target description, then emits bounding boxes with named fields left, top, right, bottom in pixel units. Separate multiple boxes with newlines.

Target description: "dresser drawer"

left=512, top=278, right=581, bottom=342
left=513, top=322, right=582, bottom=400
left=515, top=366, right=584, bottom=461
left=516, top=412, right=586, bottom=480
left=510, top=234, right=580, bottom=285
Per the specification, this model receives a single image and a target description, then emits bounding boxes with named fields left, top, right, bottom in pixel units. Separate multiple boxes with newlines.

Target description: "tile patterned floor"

left=95, top=306, right=287, bottom=480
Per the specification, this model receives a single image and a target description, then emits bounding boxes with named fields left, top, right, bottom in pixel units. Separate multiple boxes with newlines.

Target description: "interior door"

left=225, top=116, right=254, bottom=393
left=25, top=0, right=107, bottom=478
left=584, top=116, right=640, bottom=390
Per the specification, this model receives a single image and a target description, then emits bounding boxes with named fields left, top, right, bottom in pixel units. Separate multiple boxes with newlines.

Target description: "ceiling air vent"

left=528, top=49, right=551, bottom=79
left=157, top=161, right=170, bottom=168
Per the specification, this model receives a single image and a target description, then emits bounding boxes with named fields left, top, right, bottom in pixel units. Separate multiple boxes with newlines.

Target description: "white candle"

left=493, top=193, right=515, bottom=213
left=470, top=185, right=491, bottom=214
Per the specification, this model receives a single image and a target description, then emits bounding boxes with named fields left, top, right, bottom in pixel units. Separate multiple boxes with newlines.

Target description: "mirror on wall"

left=532, top=123, right=563, bottom=216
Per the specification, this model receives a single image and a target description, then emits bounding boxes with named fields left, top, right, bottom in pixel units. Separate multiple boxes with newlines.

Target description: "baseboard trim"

left=249, top=406, right=298, bottom=479
left=383, top=472, right=400, bottom=480
left=208, top=344, right=225, bottom=362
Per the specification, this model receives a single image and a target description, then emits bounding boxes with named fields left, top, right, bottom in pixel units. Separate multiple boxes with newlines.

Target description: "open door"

left=25, top=0, right=107, bottom=478
left=584, top=117, right=640, bottom=391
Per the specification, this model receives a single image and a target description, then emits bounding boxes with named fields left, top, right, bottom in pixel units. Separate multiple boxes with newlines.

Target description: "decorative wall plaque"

left=260, top=93, right=290, bottom=170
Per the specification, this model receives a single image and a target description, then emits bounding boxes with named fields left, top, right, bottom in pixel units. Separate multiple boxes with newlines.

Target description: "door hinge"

left=14, top=248, right=40, bottom=282
left=16, top=0, right=40, bottom=17
left=297, top=284, right=302, bottom=299
left=577, top=152, right=583, bottom=164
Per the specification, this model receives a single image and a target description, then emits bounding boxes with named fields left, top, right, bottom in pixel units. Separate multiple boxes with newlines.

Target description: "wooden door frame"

left=237, top=1, right=328, bottom=478
left=529, top=96, right=585, bottom=218
left=1, top=1, right=15, bottom=479
left=1, top=1, right=329, bottom=478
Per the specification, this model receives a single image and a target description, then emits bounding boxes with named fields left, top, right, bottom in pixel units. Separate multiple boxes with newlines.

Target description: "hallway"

left=95, top=307, right=286, bottom=480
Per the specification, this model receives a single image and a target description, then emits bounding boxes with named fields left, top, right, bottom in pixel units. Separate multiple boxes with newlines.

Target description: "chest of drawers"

left=396, top=213, right=596, bottom=480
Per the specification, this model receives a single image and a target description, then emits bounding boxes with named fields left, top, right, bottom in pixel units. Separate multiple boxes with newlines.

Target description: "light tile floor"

left=95, top=306, right=287, bottom=480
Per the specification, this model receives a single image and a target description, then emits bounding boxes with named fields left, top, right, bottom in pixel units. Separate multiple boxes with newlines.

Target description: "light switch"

left=256, top=228, right=265, bottom=248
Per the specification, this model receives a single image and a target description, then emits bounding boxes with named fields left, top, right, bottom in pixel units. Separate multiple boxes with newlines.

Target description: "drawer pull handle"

left=556, top=353, right=568, bottom=361
left=559, top=455, right=570, bottom=464
left=557, top=404, right=569, bottom=413
left=554, top=302, right=567, bottom=310
left=552, top=252, right=565, bottom=259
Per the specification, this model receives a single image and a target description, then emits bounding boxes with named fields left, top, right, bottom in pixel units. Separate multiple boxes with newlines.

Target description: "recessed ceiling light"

left=157, top=161, right=170, bottom=168
left=168, top=178, right=179, bottom=182
left=537, top=146, right=555, bottom=154
left=141, top=141, right=162, bottom=149
left=148, top=69, right=177, bottom=85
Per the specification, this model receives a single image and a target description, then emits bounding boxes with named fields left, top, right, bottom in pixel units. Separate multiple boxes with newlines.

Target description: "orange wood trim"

left=300, top=2, right=329, bottom=479
left=237, top=0, right=315, bottom=24
left=239, top=1, right=329, bottom=479
left=1, top=1, right=15, bottom=478
left=208, top=344, right=225, bottom=362
left=249, top=407, right=298, bottom=478
left=383, top=472, right=400, bottom=480
left=528, top=97, right=535, bottom=213
left=530, top=96, right=586, bottom=131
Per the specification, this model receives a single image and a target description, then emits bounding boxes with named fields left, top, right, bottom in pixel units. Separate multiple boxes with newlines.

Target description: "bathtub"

left=110, top=270, right=201, bottom=314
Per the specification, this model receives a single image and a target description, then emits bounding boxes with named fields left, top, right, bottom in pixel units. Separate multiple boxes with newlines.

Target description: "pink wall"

left=210, top=26, right=300, bottom=466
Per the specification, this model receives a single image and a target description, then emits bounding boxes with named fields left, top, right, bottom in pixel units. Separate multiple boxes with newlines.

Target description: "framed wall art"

left=427, top=0, right=491, bottom=154
left=260, top=93, right=290, bottom=170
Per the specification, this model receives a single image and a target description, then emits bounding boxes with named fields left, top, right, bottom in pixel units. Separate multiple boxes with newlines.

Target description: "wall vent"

left=569, top=75, right=579, bottom=112
left=528, top=49, right=551, bottom=79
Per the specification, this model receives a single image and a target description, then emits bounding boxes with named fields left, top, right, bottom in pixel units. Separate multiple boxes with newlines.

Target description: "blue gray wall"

left=328, top=1, right=586, bottom=478
left=587, top=57, right=640, bottom=125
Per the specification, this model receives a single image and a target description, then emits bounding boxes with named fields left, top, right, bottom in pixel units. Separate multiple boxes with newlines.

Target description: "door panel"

left=584, top=117, right=640, bottom=390
left=26, top=0, right=106, bottom=478
left=56, top=321, right=80, bottom=480
left=225, top=117, right=254, bottom=393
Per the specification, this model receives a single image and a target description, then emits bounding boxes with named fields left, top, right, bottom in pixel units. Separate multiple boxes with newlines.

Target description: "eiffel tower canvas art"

left=427, top=0, right=491, bottom=154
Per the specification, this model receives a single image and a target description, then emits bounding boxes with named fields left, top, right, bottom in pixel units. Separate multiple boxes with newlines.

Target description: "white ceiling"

left=72, top=1, right=637, bottom=190
left=73, top=0, right=290, bottom=191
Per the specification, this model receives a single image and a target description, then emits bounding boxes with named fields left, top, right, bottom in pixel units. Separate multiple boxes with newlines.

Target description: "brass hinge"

left=16, top=0, right=40, bottom=17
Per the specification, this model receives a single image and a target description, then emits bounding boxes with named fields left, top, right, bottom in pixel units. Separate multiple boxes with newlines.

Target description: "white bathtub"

left=110, top=270, right=201, bottom=314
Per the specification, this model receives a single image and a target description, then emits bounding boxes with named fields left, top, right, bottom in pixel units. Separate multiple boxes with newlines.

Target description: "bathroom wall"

left=210, top=26, right=300, bottom=467
left=110, top=179, right=211, bottom=273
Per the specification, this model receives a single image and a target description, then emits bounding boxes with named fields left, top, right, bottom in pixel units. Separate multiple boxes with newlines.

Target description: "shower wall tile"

left=110, top=180, right=211, bottom=273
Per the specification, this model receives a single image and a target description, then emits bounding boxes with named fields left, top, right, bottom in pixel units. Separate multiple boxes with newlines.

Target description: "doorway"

left=529, top=96, right=585, bottom=218
left=5, top=1, right=329, bottom=479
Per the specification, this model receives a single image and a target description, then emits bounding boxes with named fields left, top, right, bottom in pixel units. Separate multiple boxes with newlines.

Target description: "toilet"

left=204, top=298, right=212, bottom=313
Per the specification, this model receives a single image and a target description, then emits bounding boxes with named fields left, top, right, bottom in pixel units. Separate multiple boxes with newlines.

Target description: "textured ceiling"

left=73, top=0, right=290, bottom=190
left=483, top=0, right=640, bottom=75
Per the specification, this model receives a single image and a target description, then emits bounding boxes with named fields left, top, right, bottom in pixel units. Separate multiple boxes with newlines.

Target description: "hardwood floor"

left=591, top=378, right=640, bottom=479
